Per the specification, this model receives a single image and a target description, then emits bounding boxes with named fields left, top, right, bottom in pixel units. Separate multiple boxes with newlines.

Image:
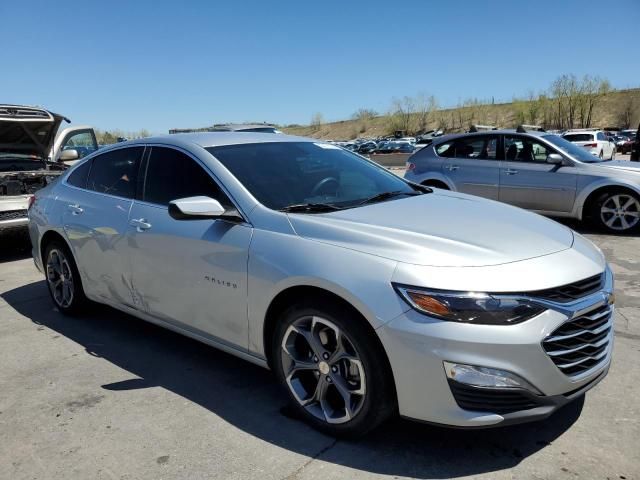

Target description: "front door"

left=439, top=134, right=500, bottom=200
left=499, top=135, right=577, bottom=213
left=128, top=146, right=252, bottom=349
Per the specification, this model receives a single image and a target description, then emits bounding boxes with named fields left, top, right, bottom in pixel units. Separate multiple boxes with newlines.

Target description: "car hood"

left=587, top=160, right=640, bottom=174
left=0, top=106, right=66, bottom=161
left=288, top=191, right=574, bottom=267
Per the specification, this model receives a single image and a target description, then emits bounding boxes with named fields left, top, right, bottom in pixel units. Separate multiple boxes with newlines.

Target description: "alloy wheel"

left=600, top=194, right=640, bottom=231
left=280, top=316, right=366, bottom=424
left=46, top=248, right=75, bottom=308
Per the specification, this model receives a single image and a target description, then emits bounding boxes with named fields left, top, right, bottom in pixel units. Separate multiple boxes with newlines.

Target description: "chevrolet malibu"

left=29, top=133, right=614, bottom=437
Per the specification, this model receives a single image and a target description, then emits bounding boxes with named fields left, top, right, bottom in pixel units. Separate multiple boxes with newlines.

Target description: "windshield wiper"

left=280, top=203, right=343, bottom=213
left=357, top=190, right=423, bottom=206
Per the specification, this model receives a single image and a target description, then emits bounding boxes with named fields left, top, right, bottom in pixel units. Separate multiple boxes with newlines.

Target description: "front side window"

left=87, top=147, right=143, bottom=198
left=143, top=147, right=230, bottom=207
left=597, top=132, right=606, bottom=141
left=206, top=142, right=415, bottom=210
left=63, top=131, right=98, bottom=159
left=504, top=136, right=554, bottom=163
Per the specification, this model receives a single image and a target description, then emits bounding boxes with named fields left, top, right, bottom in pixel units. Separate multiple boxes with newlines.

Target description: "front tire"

left=44, top=240, right=87, bottom=314
left=272, top=302, right=396, bottom=438
left=590, top=191, right=640, bottom=233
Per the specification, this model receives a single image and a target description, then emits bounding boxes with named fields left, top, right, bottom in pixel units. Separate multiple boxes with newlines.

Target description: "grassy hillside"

left=282, top=88, right=640, bottom=140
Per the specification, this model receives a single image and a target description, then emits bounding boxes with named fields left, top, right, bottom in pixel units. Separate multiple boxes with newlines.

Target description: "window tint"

left=66, top=160, right=92, bottom=189
left=454, top=136, right=498, bottom=160
left=504, top=136, right=554, bottom=163
left=87, top=147, right=143, bottom=198
left=597, top=132, right=606, bottom=141
left=435, top=137, right=497, bottom=159
left=435, top=141, right=455, bottom=157
left=143, top=147, right=230, bottom=207
left=563, top=133, right=594, bottom=142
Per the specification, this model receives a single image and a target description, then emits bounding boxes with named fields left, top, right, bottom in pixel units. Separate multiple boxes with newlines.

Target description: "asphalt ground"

left=1, top=196, right=639, bottom=480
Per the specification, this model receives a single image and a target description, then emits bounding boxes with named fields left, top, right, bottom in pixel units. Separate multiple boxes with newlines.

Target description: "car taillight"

left=407, top=162, right=416, bottom=171
left=27, top=195, right=36, bottom=210
left=584, top=143, right=597, bottom=148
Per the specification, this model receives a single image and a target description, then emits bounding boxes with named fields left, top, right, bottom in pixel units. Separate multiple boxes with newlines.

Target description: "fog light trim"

left=443, top=361, right=542, bottom=395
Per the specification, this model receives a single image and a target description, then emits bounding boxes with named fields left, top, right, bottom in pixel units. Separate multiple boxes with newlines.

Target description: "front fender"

left=247, top=229, right=407, bottom=357
left=574, top=178, right=640, bottom=219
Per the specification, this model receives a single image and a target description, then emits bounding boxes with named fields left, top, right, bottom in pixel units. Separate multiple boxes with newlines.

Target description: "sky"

left=2, top=0, right=639, bottom=134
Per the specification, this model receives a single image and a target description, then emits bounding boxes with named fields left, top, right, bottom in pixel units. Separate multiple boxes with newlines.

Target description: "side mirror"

left=59, top=149, right=79, bottom=161
left=546, top=153, right=564, bottom=165
left=168, top=196, right=243, bottom=222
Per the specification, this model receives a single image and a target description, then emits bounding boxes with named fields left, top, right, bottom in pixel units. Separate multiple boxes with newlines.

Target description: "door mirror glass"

left=169, top=196, right=227, bottom=220
left=547, top=153, right=564, bottom=165
left=60, top=149, right=79, bottom=161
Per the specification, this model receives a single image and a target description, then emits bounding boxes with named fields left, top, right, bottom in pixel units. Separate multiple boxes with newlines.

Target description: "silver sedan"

left=404, top=129, right=640, bottom=233
left=29, top=133, right=613, bottom=437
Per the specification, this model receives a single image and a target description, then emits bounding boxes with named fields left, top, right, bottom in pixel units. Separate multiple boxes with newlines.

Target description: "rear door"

left=61, top=146, right=144, bottom=303
left=499, top=135, right=577, bottom=213
left=439, top=134, right=500, bottom=200
left=127, top=145, right=252, bottom=348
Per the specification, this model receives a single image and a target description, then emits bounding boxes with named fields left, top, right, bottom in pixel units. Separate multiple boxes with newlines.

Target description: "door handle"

left=67, top=204, right=83, bottom=215
left=445, top=165, right=460, bottom=171
left=129, top=218, right=152, bottom=231
left=505, top=168, right=519, bottom=175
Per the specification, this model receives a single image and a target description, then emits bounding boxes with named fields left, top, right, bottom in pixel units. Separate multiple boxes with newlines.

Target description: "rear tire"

left=272, top=301, right=396, bottom=438
left=44, top=240, right=87, bottom=314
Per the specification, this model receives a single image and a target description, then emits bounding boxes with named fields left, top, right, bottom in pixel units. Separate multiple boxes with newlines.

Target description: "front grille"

left=529, top=273, right=604, bottom=303
left=448, top=380, right=540, bottom=414
left=542, top=303, right=613, bottom=377
left=0, top=209, right=28, bottom=222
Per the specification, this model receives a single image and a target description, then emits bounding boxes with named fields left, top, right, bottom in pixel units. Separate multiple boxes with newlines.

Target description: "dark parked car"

left=631, top=124, right=640, bottom=162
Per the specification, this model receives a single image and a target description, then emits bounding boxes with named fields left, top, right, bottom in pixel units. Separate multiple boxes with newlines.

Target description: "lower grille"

left=542, top=303, right=613, bottom=377
left=0, top=209, right=28, bottom=222
left=448, top=380, right=539, bottom=414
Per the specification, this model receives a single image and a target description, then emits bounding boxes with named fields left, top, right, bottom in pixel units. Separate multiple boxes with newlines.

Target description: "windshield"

left=206, top=142, right=416, bottom=210
left=544, top=135, right=607, bottom=163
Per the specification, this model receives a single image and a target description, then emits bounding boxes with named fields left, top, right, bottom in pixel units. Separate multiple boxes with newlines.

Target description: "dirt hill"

left=282, top=88, right=640, bottom=140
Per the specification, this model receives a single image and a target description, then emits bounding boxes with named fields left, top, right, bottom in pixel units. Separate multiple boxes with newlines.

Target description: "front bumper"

left=377, top=273, right=614, bottom=428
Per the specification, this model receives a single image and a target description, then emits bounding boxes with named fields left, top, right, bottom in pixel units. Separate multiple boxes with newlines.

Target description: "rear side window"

left=435, top=136, right=497, bottom=159
left=86, top=147, right=143, bottom=198
left=66, top=160, right=92, bottom=189
left=143, top=147, right=231, bottom=207
left=563, top=133, right=594, bottom=142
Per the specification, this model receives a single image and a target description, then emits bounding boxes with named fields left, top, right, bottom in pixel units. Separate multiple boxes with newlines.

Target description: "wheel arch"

left=416, top=173, right=454, bottom=190
left=580, top=183, right=640, bottom=220
left=39, top=229, right=73, bottom=267
left=262, top=285, right=390, bottom=374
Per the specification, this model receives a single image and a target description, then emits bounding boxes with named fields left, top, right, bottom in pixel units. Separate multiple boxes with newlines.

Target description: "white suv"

left=562, top=129, right=616, bottom=160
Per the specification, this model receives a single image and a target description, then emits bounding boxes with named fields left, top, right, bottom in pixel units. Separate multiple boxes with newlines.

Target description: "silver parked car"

left=29, top=133, right=613, bottom=437
left=405, top=128, right=640, bottom=233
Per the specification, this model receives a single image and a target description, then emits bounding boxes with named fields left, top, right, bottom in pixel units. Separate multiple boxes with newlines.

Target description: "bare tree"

left=617, top=100, right=635, bottom=129
left=414, top=93, right=438, bottom=134
left=310, top=112, right=324, bottom=132
left=388, top=96, right=416, bottom=134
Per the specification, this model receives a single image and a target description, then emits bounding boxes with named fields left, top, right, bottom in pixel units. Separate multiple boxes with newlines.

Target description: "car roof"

left=123, top=132, right=315, bottom=149
left=432, top=129, right=551, bottom=143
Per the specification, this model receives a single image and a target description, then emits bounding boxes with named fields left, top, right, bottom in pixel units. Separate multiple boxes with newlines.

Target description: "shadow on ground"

left=0, top=231, right=32, bottom=263
left=2, top=280, right=585, bottom=479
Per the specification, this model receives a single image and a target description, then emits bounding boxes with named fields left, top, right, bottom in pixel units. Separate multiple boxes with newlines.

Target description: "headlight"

left=393, top=284, right=546, bottom=325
